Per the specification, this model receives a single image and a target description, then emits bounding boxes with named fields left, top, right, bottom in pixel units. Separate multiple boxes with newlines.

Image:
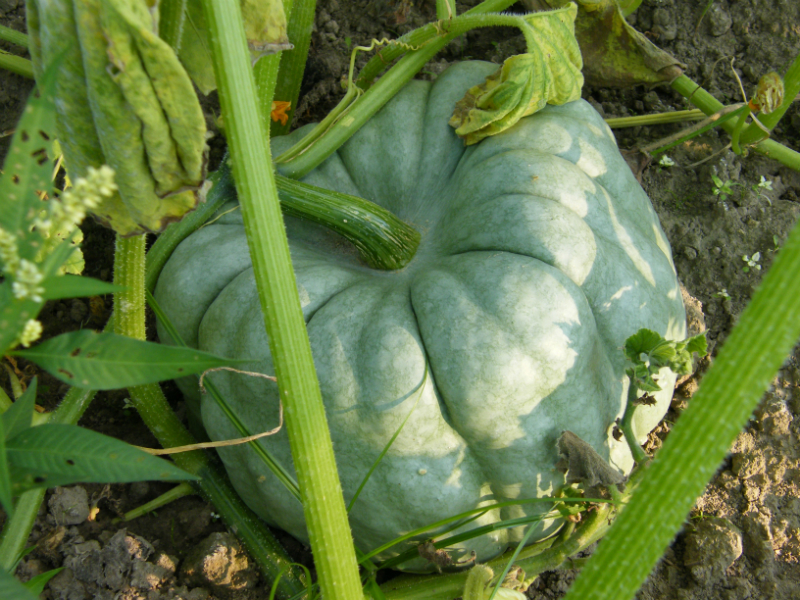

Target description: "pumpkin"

left=154, top=61, right=686, bottom=571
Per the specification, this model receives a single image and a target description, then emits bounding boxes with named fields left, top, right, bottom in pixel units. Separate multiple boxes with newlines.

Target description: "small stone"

left=180, top=532, right=259, bottom=594
left=684, top=247, right=698, bottom=260
left=652, top=9, right=677, bottom=41
left=47, top=568, right=89, bottom=600
left=49, top=487, right=91, bottom=526
left=708, top=5, right=733, bottom=37
left=683, top=517, right=743, bottom=585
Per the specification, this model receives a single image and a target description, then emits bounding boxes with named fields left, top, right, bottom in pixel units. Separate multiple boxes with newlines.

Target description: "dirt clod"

left=179, top=532, right=259, bottom=595
left=49, top=487, right=91, bottom=526
left=683, top=517, right=743, bottom=585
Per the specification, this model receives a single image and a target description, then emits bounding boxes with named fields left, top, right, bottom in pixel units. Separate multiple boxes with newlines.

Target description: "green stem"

left=562, top=181, right=800, bottom=600
left=276, top=0, right=519, bottom=177
left=199, top=1, right=363, bottom=599
left=270, top=0, right=317, bottom=137
left=0, top=51, right=34, bottom=79
left=604, top=109, right=706, bottom=129
left=619, top=380, right=648, bottom=465
left=739, top=51, right=800, bottom=147
left=0, top=24, right=28, bottom=48
left=355, top=0, right=517, bottom=90
left=120, top=481, right=196, bottom=522
left=114, top=235, right=305, bottom=599
left=436, top=0, right=456, bottom=20
left=729, top=106, right=751, bottom=155
left=156, top=0, right=186, bottom=51
left=381, top=503, right=615, bottom=600
left=671, top=75, right=800, bottom=171
left=276, top=175, right=420, bottom=269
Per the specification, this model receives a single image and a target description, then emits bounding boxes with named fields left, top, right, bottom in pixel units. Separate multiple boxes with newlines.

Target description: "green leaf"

left=0, top=53, right=58, bottom=257
left=684, top=333, right=709, bottom=357
left=41, top=274, right=124, bottom=300
left=6, top=423, right=198, bottom=493
left=11, top=330, right=244, bottom=389
left=0, top=415, right=13, bottom=518
left=623, top=328, right=663, bottom=363
left=22, top=567, right=63, bottom=594
left=2, top=378, right=38, bottom=441
left=0, top=568, right=37, bottom=600
left=449, top=4, right=582, bottom=144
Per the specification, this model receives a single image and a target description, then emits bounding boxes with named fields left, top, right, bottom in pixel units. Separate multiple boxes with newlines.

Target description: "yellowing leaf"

left=449, top=4, right=583, bottom=145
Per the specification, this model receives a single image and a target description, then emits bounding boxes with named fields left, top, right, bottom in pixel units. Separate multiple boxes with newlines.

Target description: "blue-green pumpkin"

left=154, top=61, right=686, bottom=571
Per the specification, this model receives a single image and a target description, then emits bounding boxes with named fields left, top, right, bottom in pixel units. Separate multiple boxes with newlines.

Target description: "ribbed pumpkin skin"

left=155, top=62, right=685, bottom=571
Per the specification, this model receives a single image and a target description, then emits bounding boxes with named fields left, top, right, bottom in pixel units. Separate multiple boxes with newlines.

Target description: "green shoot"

left=711, top=174, right=739, bottom=203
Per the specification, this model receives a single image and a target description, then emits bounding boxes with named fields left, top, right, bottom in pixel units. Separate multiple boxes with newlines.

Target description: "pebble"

left=708, top=5, right=733, bottom=37
left=652, top=8, right=677, bottom=42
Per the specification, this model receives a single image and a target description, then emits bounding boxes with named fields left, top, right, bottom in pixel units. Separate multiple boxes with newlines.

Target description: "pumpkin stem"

left=276, top=175, right=421, bottom=270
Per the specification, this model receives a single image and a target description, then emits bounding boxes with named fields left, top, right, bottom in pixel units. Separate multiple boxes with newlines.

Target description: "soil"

left=2, top=1, right=800, bottom=599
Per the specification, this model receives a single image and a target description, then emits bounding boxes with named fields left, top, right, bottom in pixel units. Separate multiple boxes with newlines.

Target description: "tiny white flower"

left=658, top=155, right=675, bottom=167
left=12, top=259, right=45, bottom=302
left=19, top=319, right=43, bottom=347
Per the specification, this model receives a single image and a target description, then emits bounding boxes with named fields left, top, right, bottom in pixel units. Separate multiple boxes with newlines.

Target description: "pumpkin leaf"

left=624, top=329, right=708, bottom=390
left=6, top=423, right=198, bottom=493
left=449, top=4, right=583, bottom=144
left=11, top=330, right=245, bottom=389
left=160, top=0, right=291, bottom=95
left=28, top=0, right=207, bottom=237
left=525, top=0, right=684, bottom=87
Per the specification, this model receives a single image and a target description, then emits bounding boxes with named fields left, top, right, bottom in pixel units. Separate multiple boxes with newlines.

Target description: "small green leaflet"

left=2, top=377, right=38, bottom=441
left=12, top=330, right=245, bottom=389
left=6, top=423, right=198, bottom=494
left=23, top=568, right=63, bottom=595
left=624, top=328, right=708, bottom=392
left=0, top=568, right=38, bottom=600
left=41, top=274, right=124, bottom=300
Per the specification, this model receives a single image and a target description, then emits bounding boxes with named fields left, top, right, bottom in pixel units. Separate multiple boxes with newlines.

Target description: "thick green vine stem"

left=198, top=1, right=364, bottom=599
left=275, top=0, right=519, bottom=177
left=114, top=235, right=305, bottom=599
left=276, top=175, right=421, bottom=269
left=562, top=190, right=800, bottom=600
left=670, top=75, right=800, bottom=171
